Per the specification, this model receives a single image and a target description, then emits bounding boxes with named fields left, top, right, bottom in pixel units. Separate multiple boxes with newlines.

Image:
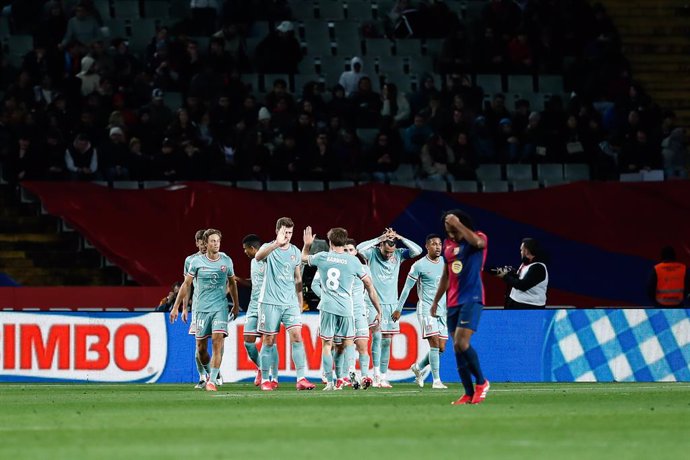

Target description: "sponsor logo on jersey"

left=451, top=260, right=463, bottom=274
left=221, top=265, right=227, bottom=272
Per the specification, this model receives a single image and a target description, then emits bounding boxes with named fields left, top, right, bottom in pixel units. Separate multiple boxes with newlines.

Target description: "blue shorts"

left=447, top=302, right=483, bottom=334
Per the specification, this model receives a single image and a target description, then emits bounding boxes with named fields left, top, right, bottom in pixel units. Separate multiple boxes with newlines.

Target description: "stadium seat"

left=0, top=17, right=10, bottom=40
left=619, top=172, right=643, bottom=182
left=542, top=179, right=569, bottom=188
left=143, top=0, right=169, bottom=18
left=266, top=181, right=295, bottom=192
left=476, top=164, right=503, bottom=181
left=538, top=74, right=564, bottom=93
left=209, top=181, right=234, bottom=187
left=450, top=181, right=479, bottom=193
left=536, top=163, right=564, bottom=182
left=346, top=1, right=373, bottom=20
left=318, top=2, right=345, bottom=20
left=113, top=0, right=140, bottom=19
left=129, top=20, right=157, bottom=54
left=563, top=164, right=591, bottom=181
left=248, top=21, right=270, bottom=39
left=241, top=74, right=261, bottom=97
left=395, top=39, right=422, bottom=57
left=423, top=39, right=443, bottom=58
left=377, top=56, right=404, bottom=75
left=93, top=0, right=111, bottom=19
left=162, top=92, right=183, bottom=110
left=407, top=56, right=434, bottom=75
left=91, top=180, right=109, bottom=187
left=507, top=75, right=534, bottom=93
left=7, top=35, right=34, bottom=59
left=419, top=180, right=448, bottom=192
left=511, top=180, right=540, bottom=191
left=642, top=169, right=664, bottom=181
left=142, top=181, right=170, bottom=189
left=112, top=181, right=141, bottom=190
left=476, top=74, right=503, bottom=93
left=291, top=2, right=316, bottom=20
left=365, top=39, right=393, bottom=56
left=297, top=181, right=325, bottom=191
left=481, top=180, right=509, bottom=193
left=303, top=20, right=333, bottom=56
left=236, top=181, right=264, bottom=191
left=395, top=163, right=417, bottom=180
left=328, top=180, right=357, bottom=189
left=390, top=180, right=417, bottom=188
left=506, top=164, right=534, bottom=181
left=333, top=21, right=361, bottom=56
left=355, top=128, right=379, bottom=149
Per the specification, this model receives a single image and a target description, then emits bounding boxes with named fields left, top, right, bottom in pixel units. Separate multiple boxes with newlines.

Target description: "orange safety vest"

left=654, top=262, right=687, bottom=306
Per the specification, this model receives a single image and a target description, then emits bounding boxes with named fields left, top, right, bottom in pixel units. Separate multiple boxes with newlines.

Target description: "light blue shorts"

left=244, top=305, right=260, bottom=336
left=319, top=310, right=355, bottom=341
left=417, top=313, right=448, bottom=339
left=378, top=303, right=400, bottom=334
left=257, top=303, right=302, bottom=335
left=195, top=310, right=228, bottom=339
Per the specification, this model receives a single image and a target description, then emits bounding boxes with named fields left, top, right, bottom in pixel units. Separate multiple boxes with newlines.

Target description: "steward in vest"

left=648, top=247, right=689, bottom=307
left=497, top=238, right=548, bottom=309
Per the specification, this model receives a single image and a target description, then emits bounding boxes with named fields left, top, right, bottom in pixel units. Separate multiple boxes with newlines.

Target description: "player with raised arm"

left=357, top=228, right=422, bottom=387
left=431, top=210, right=489, bottom=405
left=171, top=229, right=240, bottom=392
left=302, top=227, right=382, bottom=391
left=397, top=234, right=448, bottom=389
left=255, top=217, right=315, bottom=391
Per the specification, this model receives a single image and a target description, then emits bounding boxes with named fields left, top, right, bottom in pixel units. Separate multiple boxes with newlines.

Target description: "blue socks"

left=429, top=347, right=440, bottom=381
left=292, top=342, right=306, bottom=380
left=379, top=337, right=392, bottom=374
left=244, top=341, right=259, bottom=367
left=462, top=345, right=485, bottom=385
left=454, top=350, right=474, bottom=396
left=371, top=331, right=382, bottom=369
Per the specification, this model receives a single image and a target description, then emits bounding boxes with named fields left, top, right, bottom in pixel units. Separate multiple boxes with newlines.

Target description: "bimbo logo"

left=0, top=313, right=167, bottom=382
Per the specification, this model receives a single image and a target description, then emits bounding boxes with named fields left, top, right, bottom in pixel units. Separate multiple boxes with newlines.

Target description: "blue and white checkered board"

left=544, top=309, right=690, bottom=382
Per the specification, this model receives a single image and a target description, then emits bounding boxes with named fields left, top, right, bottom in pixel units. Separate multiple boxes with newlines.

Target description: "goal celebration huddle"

left=170, top=211, right=490, bottom=405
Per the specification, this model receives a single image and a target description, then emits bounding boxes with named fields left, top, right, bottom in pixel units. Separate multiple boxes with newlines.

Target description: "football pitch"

left=1, top=383, right=689, bottom=460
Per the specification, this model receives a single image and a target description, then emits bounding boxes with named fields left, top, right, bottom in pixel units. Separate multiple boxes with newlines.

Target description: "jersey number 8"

left=326, top=268, right=341, bottom=290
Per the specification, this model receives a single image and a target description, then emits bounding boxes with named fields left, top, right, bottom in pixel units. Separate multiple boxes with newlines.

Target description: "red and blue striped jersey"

left=443, top=232, right=488, bottom=307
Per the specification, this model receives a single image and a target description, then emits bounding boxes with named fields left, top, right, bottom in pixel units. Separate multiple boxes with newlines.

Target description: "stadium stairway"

left=604, top=0, right=690, bottom=125
left=0, top=185, right=128, bottom=286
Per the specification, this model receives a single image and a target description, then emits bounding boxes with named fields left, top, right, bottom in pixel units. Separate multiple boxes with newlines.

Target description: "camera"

left=487, top=265, right=514, bottom=275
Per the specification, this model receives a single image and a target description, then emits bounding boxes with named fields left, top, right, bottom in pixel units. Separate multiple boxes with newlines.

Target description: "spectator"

left=350, top=76, right=382, bottom=128
left=438, top=26, right=472, bottom=75
left=64, top=133, right=99, bottom=180
left=305, top=131, right=339, bottom=180
left=409, top=74, right=438, bottom=117
left=100, top=127, right=130, bottom=180
left=6, top=133, right=40, bottom=183
left=470, top=115, right=496, bottom=163
left=619, top=129, right=662, bottom=174
left=255, top=21, right=302, bottom=74
left=403, top=113, right=434, bottom=162
left=189, top=0, right=219, bottom=35
left=661, top=128, right=688, bottom=180
left=647, top=246, right=689, bottom=307
left=61, top=3, right=102, bottom=48
left=449, top=131, right=477, bottom=180
left=127, top=137, right=154, bottom=181
left=368, top=132, right=400, bottom=183
left=332, top=128, right=363, bottom=179
left=42, top=130, right=67, bottom=180
left=153, top=138, right=182, bottom=180
left=165, top=108, right=200, bottom=145
left=419, top=134, right=455, bottom=182
left=339, top=57, right=368, bottom=97
left=507, top=31, right=534, bottom=72
left=156, top=282, right=182, bottom=312
left=76, top=55, right=100, bottom=96
left=496, top=118, right=520, bottom=163
left=270, top=131, right=301, bottom=180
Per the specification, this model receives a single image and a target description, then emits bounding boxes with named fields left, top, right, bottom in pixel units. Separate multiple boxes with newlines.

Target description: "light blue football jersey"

left=257, top=243, right=301, bottom=307
left=399, top=256, right=447, bottom=316
left=247, top=257, right=265, bottom=314
left=308, top=251, right=367, bottom=317
left=313, top=262, right=368, bottom=316
left=187, top=252, right=234, bottom=313
left=183, top=252, right=202, bottom=307
left=358, top=244, right=416, bottom=304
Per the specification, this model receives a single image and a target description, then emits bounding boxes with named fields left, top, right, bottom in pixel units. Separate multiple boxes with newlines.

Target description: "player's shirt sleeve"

left=307, top=252, right=326, bottom=267
left=397, top=262, right=419, bottom=312
left=186, top=257, right=198, bottom=278
left=356, top=238, right=380, bottom=260
left=311, top=271, right=322, bottom=298
left=354, top=260, right=368, bottom=280
left=225, top=254, right=234, bottom=277
left=399, top=237, right=423, bottom=259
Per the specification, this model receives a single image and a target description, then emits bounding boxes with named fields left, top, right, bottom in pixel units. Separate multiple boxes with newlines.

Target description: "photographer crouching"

left=495, top=238, right=548, bottom=309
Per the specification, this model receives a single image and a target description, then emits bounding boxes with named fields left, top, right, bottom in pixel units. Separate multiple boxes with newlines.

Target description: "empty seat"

left=506, top=164, right=534, bottom=181
left=507, top=75, right=534, bottom=93
left=333, top=20, right=361, bottom=56
left=365, top=38, right=393, bottom=56
left=142, top=181, right=170, bottom=189
left=511, top=180, right=540, bottom=191
left=423, top=39, right=443, bottom=57
left=619, top=172, right=643, bottom=182
left=419, top=180, right=448, bottom=192
left=356, top=128, right=379, bottom=149
left=303, top=20, right=333, bottom=55
left=642, top=169, right=664, bottom=181
left=481, top=180, right=509, bottom=193
left=328, top=180, right=356, bottom=189
left=113, top=0, right=140, bottom=19
left=450, top=181, right=479, bottom=193
left=377, top=56, right=404, bottom=74
left=266, top=181, right=295, bottom=192
left=564, top=164, right=590, bottom=181
left=112, top=181, right=141, bottom=190
left=536, top=163, right=564, bottom=182
left=407, top=56, right=433, bottom=74
left=162, top=91, right=183, bottom=110
left=236, top=180, right=264, bottom=190
left=318, top=2, right=345, bottom=20
left=91, top=180, right=109, bottom=187
left=538, top=74, right=564, bottom=93
left=476, top=164, right=503, bottom=181
left=476, top=74, right=503, bottom=93
left=395, top=163, right=417, bottom=180
left=297, top=181, right=325, bottom=191
left=346, top=1, right=373, bottom=20
left=390, top=180, right=417, bottom=188
left=144, top=0, right=169, bottom=18
left=542, top=179, right=569, bottom=188
left=209, top=181, right=234, bottom=187
left=395, top=39, right=422, bottom=56
left=290, top=1, right=316, bottom=20
left=93, top=0, right=111, bottom=19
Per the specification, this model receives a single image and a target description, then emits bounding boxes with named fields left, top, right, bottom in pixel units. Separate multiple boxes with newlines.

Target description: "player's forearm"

left=357, top=237, right=382, bottom=252
left=255, top=241, right=279, bottom=261
left=174, top=284, right=190, bottom=310
left=396, top=276, right=416, bottom=312
left=301, top=243, right=311, bottom=263
left=457, top=225, right=485, bottom=249
left=311, top=277, right=322, bottom=298
left=399, top=237, right=422, bottom=257
left=228, top=284, right=240, bottom=310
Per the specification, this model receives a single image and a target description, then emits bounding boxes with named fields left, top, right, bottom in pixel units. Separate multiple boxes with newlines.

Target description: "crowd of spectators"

left=0, top=0, right=687, bottom=186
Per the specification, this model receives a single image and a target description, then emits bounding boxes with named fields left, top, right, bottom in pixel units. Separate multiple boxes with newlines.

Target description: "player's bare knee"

left=263, top=335, right=275, bottom=346
left=288, top=329, right=302, bottom=343
left=243, top=335, right=257, bottom=343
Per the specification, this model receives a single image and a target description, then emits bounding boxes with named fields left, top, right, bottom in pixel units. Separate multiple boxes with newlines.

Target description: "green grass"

left=1, top=383, right=689, bottom=459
